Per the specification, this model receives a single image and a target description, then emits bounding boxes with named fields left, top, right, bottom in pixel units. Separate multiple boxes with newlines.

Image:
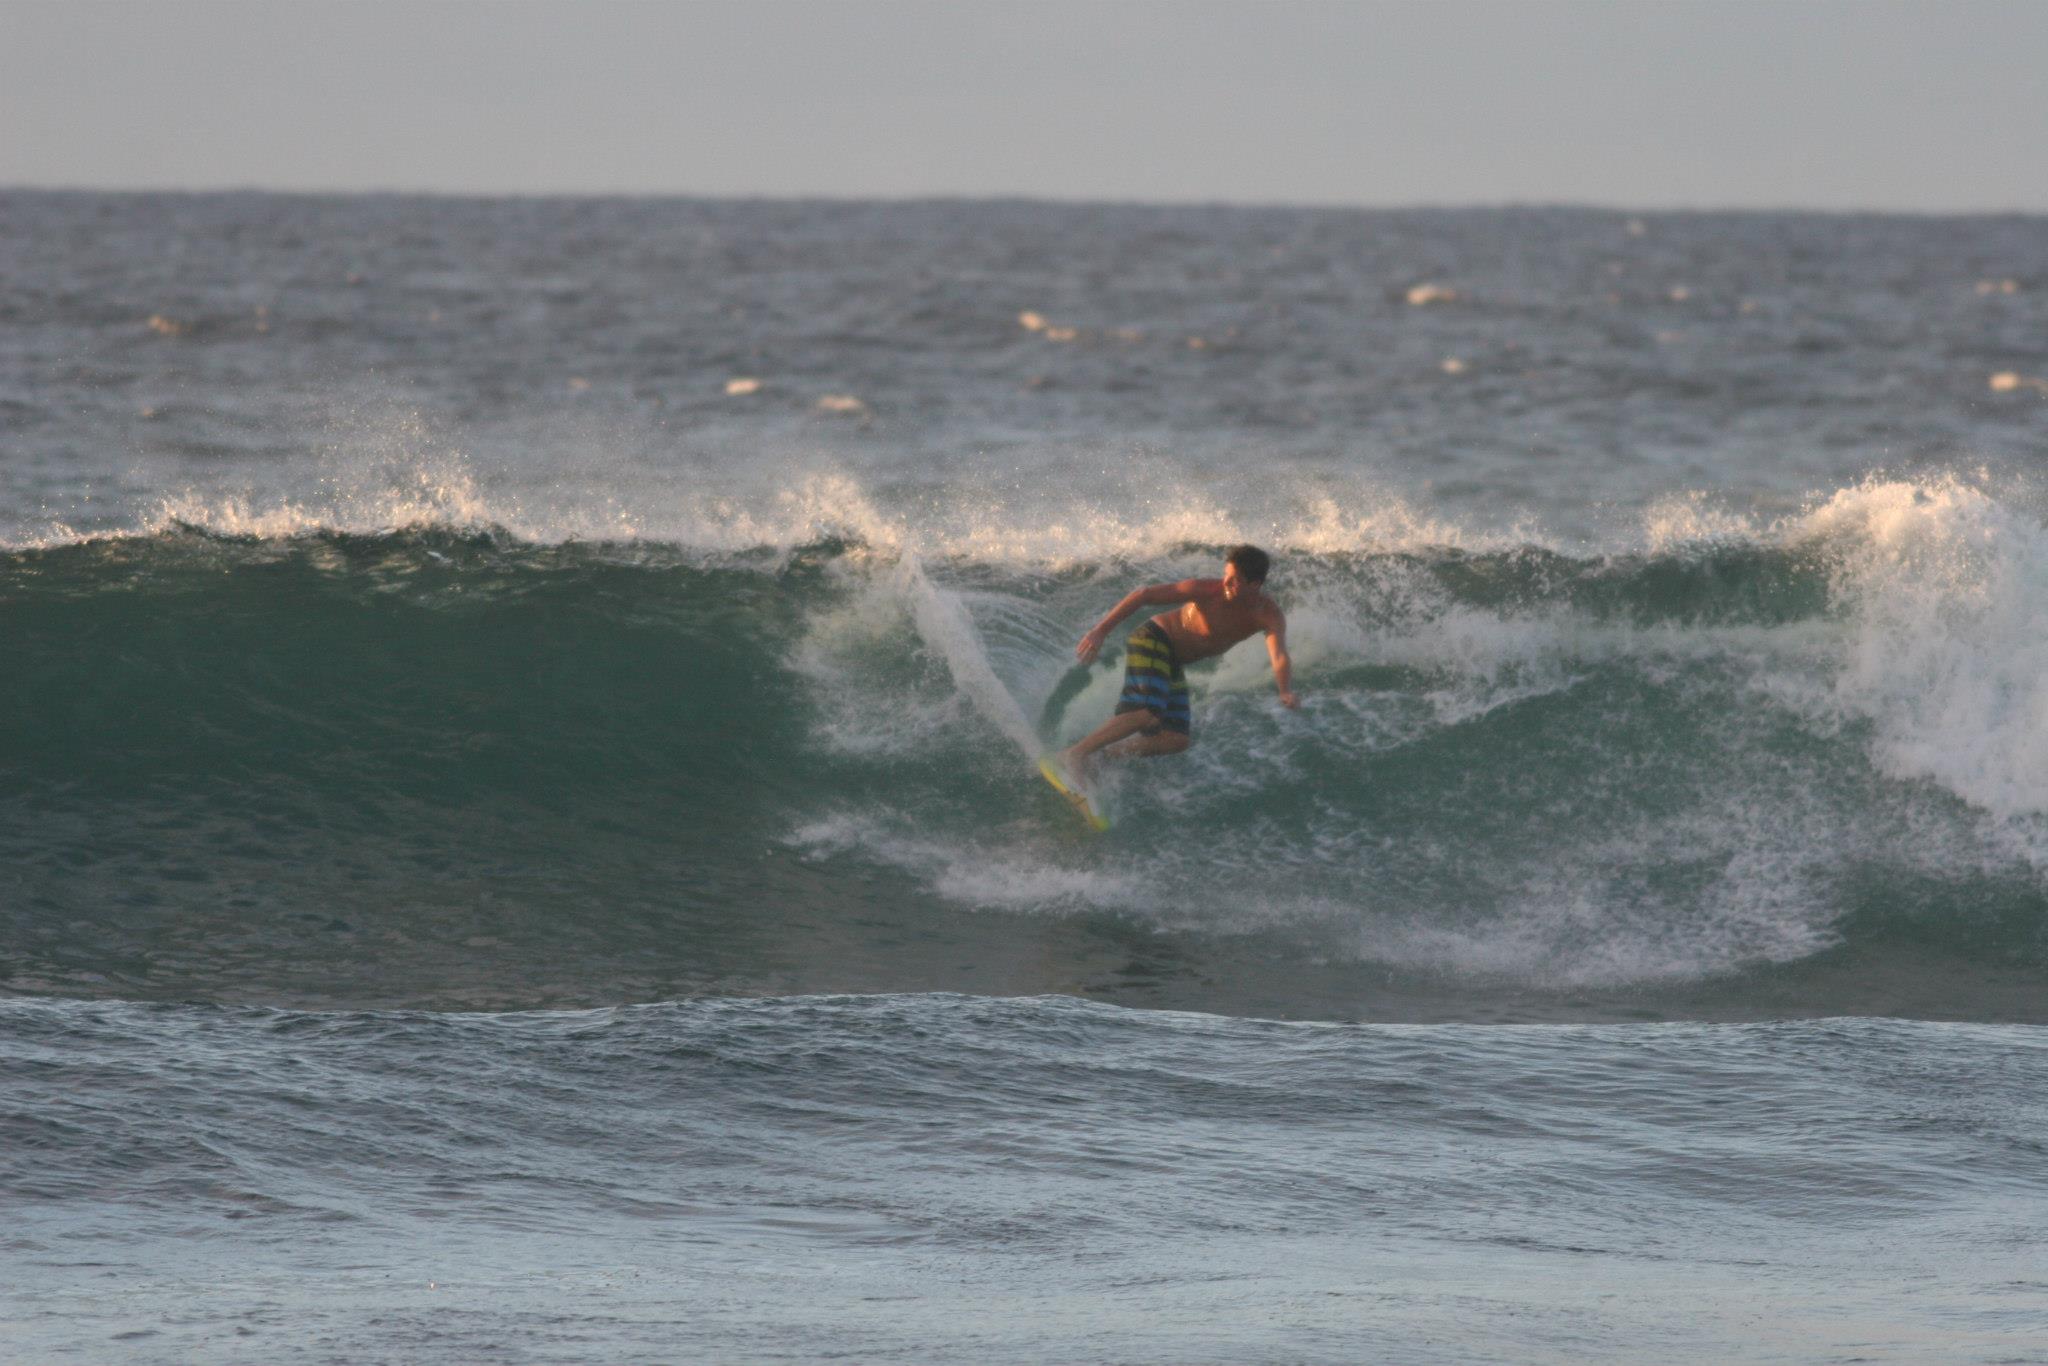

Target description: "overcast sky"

left=5, top=0, right=2044, bottom=210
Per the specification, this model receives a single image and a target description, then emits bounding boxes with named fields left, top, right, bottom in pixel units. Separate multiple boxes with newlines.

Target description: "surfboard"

left=1038, top=755, right=1110, bottom=832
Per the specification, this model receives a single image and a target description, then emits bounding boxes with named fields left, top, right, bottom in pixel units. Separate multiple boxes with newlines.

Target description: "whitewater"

left=5, top=192, right=2048, bottom=1362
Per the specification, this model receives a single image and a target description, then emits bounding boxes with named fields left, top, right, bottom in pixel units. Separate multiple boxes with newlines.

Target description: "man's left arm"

left=1263, top=607, right=1299, bottom=709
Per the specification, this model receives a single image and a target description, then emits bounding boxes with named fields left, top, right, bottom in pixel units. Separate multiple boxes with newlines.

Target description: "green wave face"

left=6, top=524, right=2045, bottom=1019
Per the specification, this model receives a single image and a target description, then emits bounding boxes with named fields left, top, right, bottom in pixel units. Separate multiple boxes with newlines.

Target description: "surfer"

left=1059, top=544, right=1297, bottom=782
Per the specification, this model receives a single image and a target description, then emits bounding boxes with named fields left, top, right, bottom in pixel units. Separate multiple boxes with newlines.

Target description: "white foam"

left=787, top=813, right=1143, bottom=913
left=1642, top=491, right=1765, bottom=553
left=1277, top=727, right=1892, bottom=989
left=1797, top=477, right=2048, bottom=842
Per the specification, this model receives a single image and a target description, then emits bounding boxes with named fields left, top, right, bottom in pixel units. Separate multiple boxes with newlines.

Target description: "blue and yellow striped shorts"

left=1114, top=620, right=1191, bottom=735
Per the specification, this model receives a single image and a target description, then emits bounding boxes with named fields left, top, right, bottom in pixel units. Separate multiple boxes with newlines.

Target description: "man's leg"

left=1061, top=709, right=1157, bottom=777
left=1103, top=729, right=1189, bottom=760
left=1061, top=709, right=1188, bottom=779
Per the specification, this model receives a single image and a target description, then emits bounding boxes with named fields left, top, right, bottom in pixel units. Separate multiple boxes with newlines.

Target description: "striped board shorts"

left=1113, top=620, right=1191, bottom=735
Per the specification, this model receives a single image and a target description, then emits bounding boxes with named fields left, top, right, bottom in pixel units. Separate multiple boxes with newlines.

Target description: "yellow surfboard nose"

left=1038, top=755, right=1111, bottom=832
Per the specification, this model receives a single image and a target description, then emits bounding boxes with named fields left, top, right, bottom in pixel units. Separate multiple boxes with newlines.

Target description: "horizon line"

left=6, top=181, right=2046, bottom=221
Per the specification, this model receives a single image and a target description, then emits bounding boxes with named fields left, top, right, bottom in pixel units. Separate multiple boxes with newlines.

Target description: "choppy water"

left=9, top=997, right=2048, bottom=1364
left=5, top=191, right=2048, bottom=1361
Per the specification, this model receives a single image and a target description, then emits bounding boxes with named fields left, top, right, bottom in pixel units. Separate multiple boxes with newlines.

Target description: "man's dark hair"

left=1226, top=544, right=1271, bottom=583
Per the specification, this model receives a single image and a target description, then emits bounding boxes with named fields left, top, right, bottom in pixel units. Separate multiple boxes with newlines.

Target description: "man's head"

left=1222, top=544, right=1270, bottom=600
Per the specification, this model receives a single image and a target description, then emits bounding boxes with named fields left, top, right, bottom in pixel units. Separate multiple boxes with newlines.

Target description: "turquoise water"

left=8, top=525, right=2048, bottom=1022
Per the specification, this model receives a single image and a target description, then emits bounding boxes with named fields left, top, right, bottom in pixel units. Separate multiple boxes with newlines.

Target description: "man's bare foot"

left=1060, top=747, right=1092, bottom=787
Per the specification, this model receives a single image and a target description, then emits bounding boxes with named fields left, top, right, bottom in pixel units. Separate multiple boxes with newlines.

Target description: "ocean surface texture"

left=5, top=192, right=2048, bottom=1362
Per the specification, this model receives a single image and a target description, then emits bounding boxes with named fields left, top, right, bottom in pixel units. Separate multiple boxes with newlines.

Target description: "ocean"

left=4, top=190, right=2047, bottom=1362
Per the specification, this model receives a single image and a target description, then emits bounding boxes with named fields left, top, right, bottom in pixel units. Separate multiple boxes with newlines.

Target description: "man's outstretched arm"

left=1076, top=579, right=1206, bottom=663
left=1265, top=612, right=1299, bottom=708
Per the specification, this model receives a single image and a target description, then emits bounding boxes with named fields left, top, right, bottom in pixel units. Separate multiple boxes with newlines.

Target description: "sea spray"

left=894, top=552, right=1041, bottom=761
left=1804, top=478, right=2048, bottom=847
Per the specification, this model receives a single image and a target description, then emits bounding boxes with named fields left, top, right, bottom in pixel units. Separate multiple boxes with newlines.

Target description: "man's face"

left=1221, top=562, right=1257, bottom=601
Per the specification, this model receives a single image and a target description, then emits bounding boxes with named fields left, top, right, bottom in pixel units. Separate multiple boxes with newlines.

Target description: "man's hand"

left=1076, top=628, right=1106, bottom=665
left=1277, top=690, right=1300, bottom=710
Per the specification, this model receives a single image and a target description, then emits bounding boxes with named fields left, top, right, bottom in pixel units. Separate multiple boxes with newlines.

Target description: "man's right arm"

left=1077, top=579, right=1205, bottom=663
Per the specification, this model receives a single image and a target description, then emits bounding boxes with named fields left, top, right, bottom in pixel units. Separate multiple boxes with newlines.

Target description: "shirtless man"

left=1060, top=544, right=1297, bottom=781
